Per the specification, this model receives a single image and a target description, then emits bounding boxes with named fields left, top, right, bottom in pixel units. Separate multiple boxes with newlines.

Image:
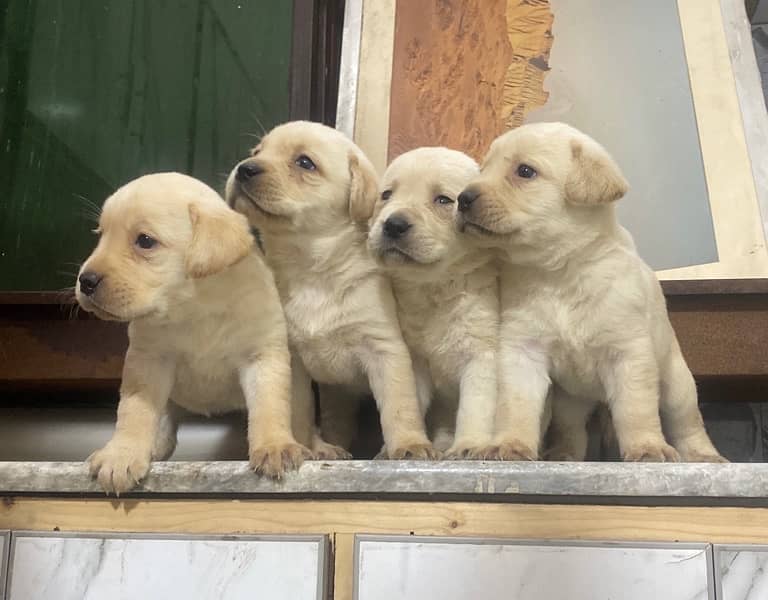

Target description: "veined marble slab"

left=0, top=461, right=767, bottom=503
left=7, top=532, right=327, bottom=600
left=716, top=545, right=768, bottom=599
left=355, top=536, right=713, bottom=600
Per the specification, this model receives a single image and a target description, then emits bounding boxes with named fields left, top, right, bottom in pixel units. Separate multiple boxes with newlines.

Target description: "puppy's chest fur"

left=268, top=236, right=388, bottom=387
left=131, top=257, right=284, bottom=414
left=394, top=265, right=498, bottom=391
left=501, top=264, right=634, bottom=397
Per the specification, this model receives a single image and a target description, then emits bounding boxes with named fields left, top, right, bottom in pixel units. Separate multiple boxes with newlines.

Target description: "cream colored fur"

left=76, top=172, right=310, bottom=494
left=458, top=122, right=724, bottom=463
left=225, top=121, right=435, bottom=459
left=368, top=147, right=499, bottom=458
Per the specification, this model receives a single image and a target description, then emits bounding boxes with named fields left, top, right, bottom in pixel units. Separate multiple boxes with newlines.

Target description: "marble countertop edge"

left=0, top=460, right=765, bottom=503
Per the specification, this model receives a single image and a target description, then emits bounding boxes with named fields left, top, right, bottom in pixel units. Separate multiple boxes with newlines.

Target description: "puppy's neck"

left=504, top=206, right=623, bottom=272
left=261, top=220, right=370, bottom=273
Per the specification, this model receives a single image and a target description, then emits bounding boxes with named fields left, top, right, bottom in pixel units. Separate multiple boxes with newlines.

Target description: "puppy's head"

left=457, top=122, right=628, bottom=249
left=76, top=172, right=253, bottom=321
left=368, top=147, right=479, bottom=273
left=225, top=121, right=379, bottom=233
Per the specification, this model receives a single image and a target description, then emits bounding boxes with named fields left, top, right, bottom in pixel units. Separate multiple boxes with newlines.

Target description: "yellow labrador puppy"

left=367, top=147, right=498, bottom=458
left=457, top=122, right=724, bottom=463
left=77, top=172, right=311, bottom=494
left=225, top=121, right=436, bottom=460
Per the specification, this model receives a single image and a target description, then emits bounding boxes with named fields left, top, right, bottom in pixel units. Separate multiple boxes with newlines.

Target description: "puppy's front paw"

left=388, top=442, right=440, bottom=460
left=250, top=441, right=312, bottom=479
left=88, top=441, right=151, bottom=496
left=623, top=442, right=680, bottom=462
left=445, top=442, right=487, bottom=460
left=482, top=440, right=537, bottom=461
left=312, top=439, right=353, bottom=461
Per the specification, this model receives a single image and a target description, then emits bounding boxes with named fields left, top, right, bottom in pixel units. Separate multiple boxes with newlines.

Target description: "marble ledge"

left=0, top=460, right=767, bottom=504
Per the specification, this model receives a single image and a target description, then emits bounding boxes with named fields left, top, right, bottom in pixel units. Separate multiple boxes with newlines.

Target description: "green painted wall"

left=0, top=0, right=293, bottom=291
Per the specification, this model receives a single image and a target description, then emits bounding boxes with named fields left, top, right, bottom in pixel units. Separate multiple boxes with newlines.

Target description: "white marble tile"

left=718, top=548, right=768, bottom=599
left=356, top=538, right=711, bottom=600
left=9, top=534, right=325, bottom=600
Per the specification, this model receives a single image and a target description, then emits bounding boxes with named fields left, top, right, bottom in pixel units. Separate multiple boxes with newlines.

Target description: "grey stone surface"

left=1, top=460, right=767, bottom=502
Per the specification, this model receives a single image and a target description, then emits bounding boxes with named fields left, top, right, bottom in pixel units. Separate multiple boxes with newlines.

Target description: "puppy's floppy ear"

left=565, top=138, right=629, bottom=205
left=348, top=151, right=379, bottom=223
left=185, top=202, right=253, bottom=278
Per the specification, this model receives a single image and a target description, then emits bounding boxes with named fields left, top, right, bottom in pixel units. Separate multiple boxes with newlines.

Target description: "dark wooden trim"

left=661, top=278, right=768, bottom=295
left=0, top=292, right=76, bottom=305
left=310, top=0, right=346, bottom=125
left=289, top=0, right=316, bottom=120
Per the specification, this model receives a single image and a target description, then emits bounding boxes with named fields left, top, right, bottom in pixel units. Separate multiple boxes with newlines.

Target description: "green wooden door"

left=0, top=0, right=294, bottom=291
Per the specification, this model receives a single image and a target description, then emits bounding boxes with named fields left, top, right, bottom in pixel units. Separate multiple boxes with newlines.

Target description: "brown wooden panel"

left=667, top=294, right=768, bottom=377
left=388, top=0, right=514, bottom=162
left=1, top=290, right=766, bottom=388
left=0, top=307, right=125, bottom=385
left=4, top=499, right=768, bottom=543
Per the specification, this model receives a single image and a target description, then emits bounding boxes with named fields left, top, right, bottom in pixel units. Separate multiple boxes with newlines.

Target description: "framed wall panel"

left=340, top=0, right=768, bottom=279
left=6, top=531, right=328, bottom=600
left=353, top=536, right=714, bottom=600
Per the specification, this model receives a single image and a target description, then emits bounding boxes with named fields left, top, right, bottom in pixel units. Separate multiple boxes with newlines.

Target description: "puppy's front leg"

left=486, top=341, right=550, bottom=460
left=88, top=349, right=175, bottom=495
left=240, top=348, right=312, bottom=479
left=363, top=341, right=437, bottom=459
left=448, top=351, right=496, bottom=459
left=601, top=341, right=679, bottom=462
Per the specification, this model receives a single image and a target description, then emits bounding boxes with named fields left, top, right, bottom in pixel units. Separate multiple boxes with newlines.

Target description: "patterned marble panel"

left=717, top=546, right=768, bottom=599
left=355, top=537, right=713, bottom=600
left=8, top=533, right=325, bottom=600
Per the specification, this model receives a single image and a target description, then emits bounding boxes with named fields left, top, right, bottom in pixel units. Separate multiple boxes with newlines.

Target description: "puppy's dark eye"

left=434, top=195, right=454, bottom=205
left=381, top=190, right=392, bottom=201
left=135, top=233, right=157, bottom=250
left=517, top=164, right=537, bottom=179
left=295, top=155, right=316, bottom=170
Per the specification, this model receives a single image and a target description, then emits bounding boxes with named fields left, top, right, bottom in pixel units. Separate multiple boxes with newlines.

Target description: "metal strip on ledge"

left=0, top=461, right=766, bottom=500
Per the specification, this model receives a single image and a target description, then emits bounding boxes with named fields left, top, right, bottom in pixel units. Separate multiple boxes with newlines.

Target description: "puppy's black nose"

left=236, top=162, right=263, bottom=182
left=383, top=215, right=412, bottom=239
left=457, top=188, right=479, bottom=212
left=78, top=271, right=103, bottom=296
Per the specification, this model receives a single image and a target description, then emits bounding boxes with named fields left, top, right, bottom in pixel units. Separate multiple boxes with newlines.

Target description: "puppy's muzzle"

left=457, top=188, right=480, bottom=213
left=78, top=271, right=103, bottom=296
left=236, top=161, right=263, bottom=182
left=383, top=215, right=412, bottom=239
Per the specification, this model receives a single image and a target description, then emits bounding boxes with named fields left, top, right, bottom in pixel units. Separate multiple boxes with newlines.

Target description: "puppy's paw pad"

left=623, top=443, right=680, bottom=463
left=250, top=442, right=312, bottom=479
left=87, top=444, right=151, bottom=496
left=389, top=443, right=440, bottom=460
left=313, top=442, right=353, bottom=461
left=482, top=441, right=537, bottom=461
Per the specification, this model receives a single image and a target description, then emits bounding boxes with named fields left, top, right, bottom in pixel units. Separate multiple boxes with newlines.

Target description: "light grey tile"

left=355, top=537, right=712, bottom=600
left=717, top=547, right=768, bottom=599
left=8, top=533, right=325, bottom=600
